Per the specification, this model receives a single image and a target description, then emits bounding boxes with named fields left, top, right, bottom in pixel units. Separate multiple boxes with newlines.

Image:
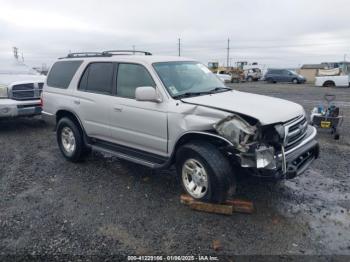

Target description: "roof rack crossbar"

left=102, top=50, right=152, bottom=56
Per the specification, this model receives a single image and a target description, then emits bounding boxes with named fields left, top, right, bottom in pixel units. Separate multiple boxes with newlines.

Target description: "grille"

left=284, top=115, right=308, bottom=150
left=11, top=83, right=43, bottom=101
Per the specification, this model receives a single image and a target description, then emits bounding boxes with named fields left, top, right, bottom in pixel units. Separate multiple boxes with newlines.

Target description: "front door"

left=109, top=63, right=168, bottom=156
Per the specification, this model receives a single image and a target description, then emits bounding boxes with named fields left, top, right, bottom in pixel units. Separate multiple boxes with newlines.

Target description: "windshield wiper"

left=207, top=87, right=232, bottom=93
left=173, top=91, right=210, bottom=99
left=174, top=87, right=232, bottom=99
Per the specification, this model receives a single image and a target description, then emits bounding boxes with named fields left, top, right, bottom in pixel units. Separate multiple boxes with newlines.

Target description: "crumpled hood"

left=0, top=74, right=46, bottom=86
left=181, top=90, right=304, bottom=125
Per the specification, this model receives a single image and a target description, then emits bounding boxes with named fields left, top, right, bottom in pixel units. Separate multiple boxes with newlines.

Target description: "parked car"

left=215, top=71, right=232, bottom=83
left=265, top=69, right=306, bottom=84
left=0, top=60, right=45, bottom=118
left=315, top=75, right=349, bottom=87
left=42, top=51, right=319, bottom=203
left=315, top=68, right=350, bottom=87
left=244, top=68, right=262, bottom=82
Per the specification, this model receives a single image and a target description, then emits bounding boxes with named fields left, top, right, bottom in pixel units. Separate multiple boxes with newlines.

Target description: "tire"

left=292, top=78, right=299, bottom=84
left=247, top=76, right=253, bottom=82
left=57, top=117, right=89, bottom=162
left=176, top=142, right=235, bottom=203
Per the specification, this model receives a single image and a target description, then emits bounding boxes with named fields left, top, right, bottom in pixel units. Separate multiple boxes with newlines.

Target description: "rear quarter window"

left=47, top=60, right=82, bottom=88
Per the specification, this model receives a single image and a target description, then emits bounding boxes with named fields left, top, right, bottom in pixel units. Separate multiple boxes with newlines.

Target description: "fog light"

left=1, top=107, right=10, bottom=114
left=256, top=146, right=276, bottom=169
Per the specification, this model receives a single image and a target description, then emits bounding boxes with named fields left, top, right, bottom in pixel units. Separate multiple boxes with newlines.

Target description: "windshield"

left=153, top=61, right=226, bottom=98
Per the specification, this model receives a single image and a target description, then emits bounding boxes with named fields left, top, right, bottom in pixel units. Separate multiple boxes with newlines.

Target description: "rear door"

left=75, top=62, right=116, bottom=141
left=109, top=63, right=168, bottom=156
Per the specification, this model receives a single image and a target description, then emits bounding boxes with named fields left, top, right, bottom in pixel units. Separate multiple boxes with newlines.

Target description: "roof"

left=59, top=55, right=196, bottom=65
left=301, top=64, right=326, bottom=69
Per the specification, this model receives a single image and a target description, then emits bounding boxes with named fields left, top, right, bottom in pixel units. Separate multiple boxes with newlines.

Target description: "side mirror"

left=135, top=86, right=162, bottom=102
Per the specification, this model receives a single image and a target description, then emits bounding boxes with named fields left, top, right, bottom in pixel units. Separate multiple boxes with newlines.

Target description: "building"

left=297, top=64, right=326, bottom=83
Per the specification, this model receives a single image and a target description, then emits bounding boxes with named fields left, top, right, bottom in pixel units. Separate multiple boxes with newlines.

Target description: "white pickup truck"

left=0, top=60, right=45, bottom=118
left=315, top=68, right=350, bottom=87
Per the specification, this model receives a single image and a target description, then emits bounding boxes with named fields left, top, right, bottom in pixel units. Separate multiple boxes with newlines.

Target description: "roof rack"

left=60, top=50, right=152, bottom=59
left=102, top=50, right=152, bottom=56
left=59, top=52, right=111, bottom=59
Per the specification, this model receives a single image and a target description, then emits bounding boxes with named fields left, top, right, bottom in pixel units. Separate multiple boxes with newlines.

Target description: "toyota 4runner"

left=42, top=51, right=319, bottom=203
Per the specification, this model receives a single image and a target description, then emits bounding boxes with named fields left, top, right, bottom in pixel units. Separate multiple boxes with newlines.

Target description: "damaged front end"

left=214, top=114, right=285, bottom=172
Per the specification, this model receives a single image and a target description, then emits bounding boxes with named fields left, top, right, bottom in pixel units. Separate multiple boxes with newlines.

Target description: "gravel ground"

left=0, top=82, right=349, bottom=259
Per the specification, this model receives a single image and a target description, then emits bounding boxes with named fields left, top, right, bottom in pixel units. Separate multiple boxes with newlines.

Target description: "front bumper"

left=243, top=125, right=319, bottom=179
left=0, top=99, right=42, bottom=118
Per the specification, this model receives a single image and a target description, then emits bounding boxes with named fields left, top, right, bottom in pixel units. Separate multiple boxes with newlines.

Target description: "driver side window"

left=116, top=63, right=155, bottom=99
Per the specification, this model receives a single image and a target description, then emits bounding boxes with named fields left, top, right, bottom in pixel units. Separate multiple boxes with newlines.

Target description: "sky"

left=0, top=0, right=349, bottom=68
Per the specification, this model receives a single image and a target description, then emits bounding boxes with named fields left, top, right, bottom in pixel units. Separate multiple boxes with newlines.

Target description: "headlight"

left=256, top=145, right=276, bottom=169
left=0, top=84, right=9, bottom=98
left=274, top=124, right=285, bottom=143
left=214, top=114, right=257, bottom=152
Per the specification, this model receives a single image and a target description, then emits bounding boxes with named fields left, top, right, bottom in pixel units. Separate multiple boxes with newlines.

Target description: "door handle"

left=113, top=107, right=123, bottom=112
left=73, top=100, right=80, bottom=105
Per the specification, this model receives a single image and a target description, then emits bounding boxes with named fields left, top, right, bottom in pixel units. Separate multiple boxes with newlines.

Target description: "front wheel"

left=292, top=78, right=299, bottom=84
left=176, top=142, right=235, bottom=203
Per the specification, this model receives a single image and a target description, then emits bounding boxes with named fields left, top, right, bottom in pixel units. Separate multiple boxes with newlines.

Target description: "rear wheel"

left=323, top=81, right=335, bottom=87
left=57, top=117, right=89, bottom=162
left=176, top=142, right=235, bottom=203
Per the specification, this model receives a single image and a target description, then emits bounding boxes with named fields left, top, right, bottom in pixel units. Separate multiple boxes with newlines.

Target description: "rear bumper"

left=0, top=99, right=41, bottom=118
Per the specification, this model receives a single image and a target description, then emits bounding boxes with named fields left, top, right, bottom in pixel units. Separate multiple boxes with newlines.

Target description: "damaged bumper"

left=244, top=125, right=319, bottom=179
left=278, top=125, right=319, bottom=179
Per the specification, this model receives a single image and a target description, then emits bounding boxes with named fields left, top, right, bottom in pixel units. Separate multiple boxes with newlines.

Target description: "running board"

left=90, top=139, right=169, bottom=169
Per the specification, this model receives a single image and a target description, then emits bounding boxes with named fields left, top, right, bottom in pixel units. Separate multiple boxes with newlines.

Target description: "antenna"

left=178, top=38, right=181, bottom=56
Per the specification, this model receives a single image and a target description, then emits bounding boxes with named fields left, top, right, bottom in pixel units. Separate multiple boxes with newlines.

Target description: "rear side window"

left=116, top=63, right=155, bottom=99
left=79, top=63, right=114, bottom=95
left=47, top=60, right=82, bottom=88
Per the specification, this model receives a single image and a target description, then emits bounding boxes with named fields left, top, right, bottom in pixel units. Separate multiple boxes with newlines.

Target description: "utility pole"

left=226, top=38, right=230, bottom=68
left=178, top=38, right=181, bottom=56
left=132, top=45, right=135, bottom=54
left=344, top=54, right=347, bottom=62
left=13, top=47, right=18, bottom=60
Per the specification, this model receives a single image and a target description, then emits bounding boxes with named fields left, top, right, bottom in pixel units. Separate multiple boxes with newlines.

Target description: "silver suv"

left=42, top=50, right=319, bottom=203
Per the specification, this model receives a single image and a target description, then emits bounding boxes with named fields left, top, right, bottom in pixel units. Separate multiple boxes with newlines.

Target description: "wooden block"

left=189, top=201, right=233, bottom=215
left=226, top=199, right=254, bottom=214
left=180, top=194, right=195, bottom=205
left=180, top=194, right=254, bottom=215
left=212, top=239, right=222, bottom=251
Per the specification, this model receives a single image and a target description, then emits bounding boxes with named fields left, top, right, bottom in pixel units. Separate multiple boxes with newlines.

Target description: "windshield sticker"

left=198, top=64, right=212, bottom=74
left=169, top=85, right=178, bottom=94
